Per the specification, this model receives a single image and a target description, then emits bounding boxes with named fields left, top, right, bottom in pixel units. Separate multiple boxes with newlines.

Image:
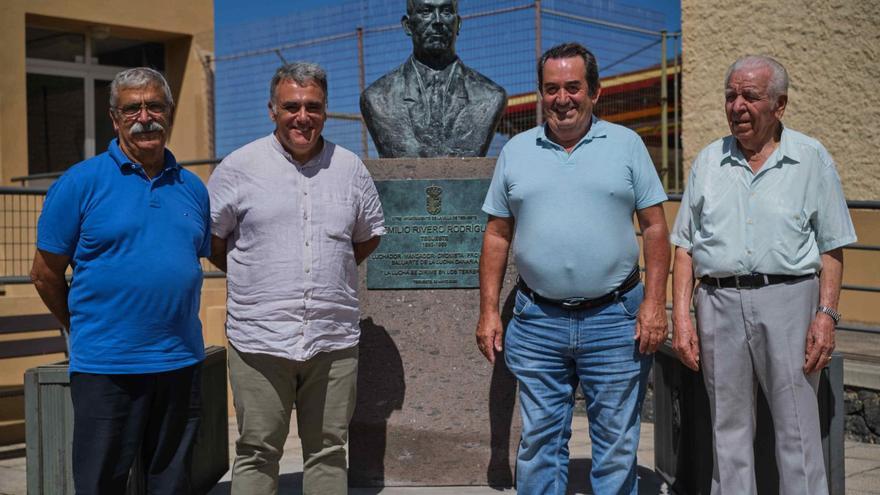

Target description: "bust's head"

left=402, top=0, right=461, bottom=69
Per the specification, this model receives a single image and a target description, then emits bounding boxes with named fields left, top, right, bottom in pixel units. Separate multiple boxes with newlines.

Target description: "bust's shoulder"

left=458, top=63, right=506, bottom=100
left=363, top=63, right=407, bottom=98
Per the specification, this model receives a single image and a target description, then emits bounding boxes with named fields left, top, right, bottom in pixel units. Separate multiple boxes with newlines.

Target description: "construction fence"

left=213, top=0, right=683, bottom=191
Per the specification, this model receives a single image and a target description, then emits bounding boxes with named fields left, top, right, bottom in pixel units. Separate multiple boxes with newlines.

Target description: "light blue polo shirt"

left=37, top=139, right=211, bottom=374
left=671, top=127, right=857, bottom=278
left=483, top=118, right=667, bottom=299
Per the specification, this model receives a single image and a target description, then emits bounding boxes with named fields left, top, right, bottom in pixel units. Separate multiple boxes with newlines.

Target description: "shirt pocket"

left=774, top=205, right=810, bottom=247
left=317, top=194, right=355, bottom=242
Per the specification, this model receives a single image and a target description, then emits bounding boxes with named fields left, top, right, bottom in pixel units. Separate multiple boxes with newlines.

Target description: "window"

left=25, top=25, right=166, bottom=174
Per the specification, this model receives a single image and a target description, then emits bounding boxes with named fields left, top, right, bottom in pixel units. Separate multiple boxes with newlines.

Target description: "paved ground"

left=3, top=414, right=880, bottom=494
left=3, top=327, right=879, bottom=494
left=206, top=416, right=664, bottom=495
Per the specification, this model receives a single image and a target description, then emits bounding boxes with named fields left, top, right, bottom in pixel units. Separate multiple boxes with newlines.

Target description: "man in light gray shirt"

left=671, top=55, right=856, bottom=495
left=208, top=62, right=385, bottom=494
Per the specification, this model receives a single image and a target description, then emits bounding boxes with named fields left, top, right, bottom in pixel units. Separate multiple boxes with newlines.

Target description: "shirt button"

left=305, top=267, right=310, bottom=273
left=305, top=240, right=310, bottom=246
left=747, top=218, right=753, bottom=224
left=303, top=191, right=308, bottom=196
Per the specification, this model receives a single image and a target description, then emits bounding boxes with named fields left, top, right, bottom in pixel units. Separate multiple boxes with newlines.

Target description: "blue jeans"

left=505, top=284, right=651, bottom=495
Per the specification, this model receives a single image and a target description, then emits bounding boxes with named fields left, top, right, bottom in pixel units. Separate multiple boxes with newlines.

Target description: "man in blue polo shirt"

left=477, top=43, right=670, bottom=494
left=31, top=67, right=210, bottom=494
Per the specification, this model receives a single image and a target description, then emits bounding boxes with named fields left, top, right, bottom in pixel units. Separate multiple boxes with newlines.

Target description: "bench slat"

left=0, top=336, right=67, bottom=360
left=0, top=314, right=62, bottom=335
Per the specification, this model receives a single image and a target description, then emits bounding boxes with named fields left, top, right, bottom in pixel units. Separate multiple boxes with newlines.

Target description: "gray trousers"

left=694, top=276, right=828, bottom=495
left=227, top=344, right=358, bottom=495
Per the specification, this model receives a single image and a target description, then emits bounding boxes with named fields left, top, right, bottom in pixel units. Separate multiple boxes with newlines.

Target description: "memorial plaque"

left=368, top=178, right=489, bottom=289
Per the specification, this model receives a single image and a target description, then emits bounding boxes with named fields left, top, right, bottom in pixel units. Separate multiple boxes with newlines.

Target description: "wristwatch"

left=816, top=305, right=841, bottom=325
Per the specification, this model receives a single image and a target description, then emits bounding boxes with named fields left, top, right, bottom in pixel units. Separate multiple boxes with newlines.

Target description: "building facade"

left=681, top=0, right=879, bottom=200
left=0, top=0, right=214, bottom=184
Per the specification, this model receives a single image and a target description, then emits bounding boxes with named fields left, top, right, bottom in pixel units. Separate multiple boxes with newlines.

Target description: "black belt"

left=517, top=267, right=641, bottom=311
left=700, top=273, right=814, bottom=289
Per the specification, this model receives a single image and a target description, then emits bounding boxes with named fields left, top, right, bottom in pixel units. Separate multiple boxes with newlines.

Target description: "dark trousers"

left=70, top=363, right=202, bottom=495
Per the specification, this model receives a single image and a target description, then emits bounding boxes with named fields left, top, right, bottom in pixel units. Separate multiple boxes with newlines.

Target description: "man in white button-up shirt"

left=671, top=55, right=856, bottom=495
left=208, top=62, right=385, bottom=495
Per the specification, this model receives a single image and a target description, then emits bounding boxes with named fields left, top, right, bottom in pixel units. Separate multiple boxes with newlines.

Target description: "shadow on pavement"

left=567, top=458, right=666, bottom=495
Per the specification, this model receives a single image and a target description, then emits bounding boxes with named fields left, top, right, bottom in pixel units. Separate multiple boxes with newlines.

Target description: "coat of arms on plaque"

left=425, top=185, right=442, bottom=215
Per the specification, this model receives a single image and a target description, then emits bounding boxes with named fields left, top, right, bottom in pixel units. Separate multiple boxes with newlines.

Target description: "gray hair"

left=725, top=55, right=789, bottom=101
left=109, top=67, right=174, bottom=108
left=269, top=62, right=328, bottom=105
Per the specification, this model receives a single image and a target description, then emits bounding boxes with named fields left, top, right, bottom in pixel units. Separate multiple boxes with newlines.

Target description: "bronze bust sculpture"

left=360, top=0, right=507, bottom=158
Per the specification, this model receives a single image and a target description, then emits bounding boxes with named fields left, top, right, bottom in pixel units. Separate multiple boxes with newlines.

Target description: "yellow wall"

left=0, top=0, right=214, bottom=184
left=681, top=0, right=880, bottom=200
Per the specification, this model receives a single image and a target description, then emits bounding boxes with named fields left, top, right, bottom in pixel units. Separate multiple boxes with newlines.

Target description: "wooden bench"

left=0, top=314, right=67, bottom=399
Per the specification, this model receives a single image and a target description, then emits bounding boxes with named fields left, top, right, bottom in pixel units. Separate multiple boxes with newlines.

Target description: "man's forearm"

left=31, top=250, right=72, bottom=329
left=209, top=235, right=228, bottom=272
left=354, top=236, right=381, bottom=265
left=479, top=217, right=513, bottom=315
left=32, top=273, right=71, bottom=329
left=641, top=222, right=671, bottom=305
left=672, top=247, right=695, bottom=323
left=819, top=248, right=844, bottom=310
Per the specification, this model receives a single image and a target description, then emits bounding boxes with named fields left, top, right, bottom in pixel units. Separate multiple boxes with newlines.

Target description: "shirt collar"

left=721, top=124, right=800, bottom=170
left=270, top=132, right=327, bottom=168
left=410, top=56, right=459, bottom=86
left=108, top=138, right=179, bottom=174
left=536, top=115, right=607, bottom=150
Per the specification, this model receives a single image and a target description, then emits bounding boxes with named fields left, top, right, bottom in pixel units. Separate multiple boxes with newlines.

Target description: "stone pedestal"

left=349, top=158, right=520, bottom=487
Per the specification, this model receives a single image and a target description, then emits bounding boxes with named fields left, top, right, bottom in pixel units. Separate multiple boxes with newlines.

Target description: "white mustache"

left=130, top=121, right=164, bottom=134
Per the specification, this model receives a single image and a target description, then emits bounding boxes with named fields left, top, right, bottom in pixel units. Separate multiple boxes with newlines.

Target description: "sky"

left=215, top=0, right=681, bottom=33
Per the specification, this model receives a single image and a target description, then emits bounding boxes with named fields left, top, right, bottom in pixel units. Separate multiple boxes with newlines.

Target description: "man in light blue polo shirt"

left=31, top=67, right=210, bottom=494
left=671, top=55, right=856, bottom=495
left=477, top=42, right=670, bottom=494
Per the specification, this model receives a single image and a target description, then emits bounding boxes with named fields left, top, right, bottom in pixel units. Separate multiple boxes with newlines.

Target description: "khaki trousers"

left=228, top=344, right=358, bottom=495
left=695, top=276, right=828, bottom=495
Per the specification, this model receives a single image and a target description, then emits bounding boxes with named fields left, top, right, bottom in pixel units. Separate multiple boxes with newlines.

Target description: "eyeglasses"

left=115, top=102, right=169, bottom=119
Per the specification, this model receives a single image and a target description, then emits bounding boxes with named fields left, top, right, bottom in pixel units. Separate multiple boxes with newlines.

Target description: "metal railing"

left=2, top=186, right=878, bottom=333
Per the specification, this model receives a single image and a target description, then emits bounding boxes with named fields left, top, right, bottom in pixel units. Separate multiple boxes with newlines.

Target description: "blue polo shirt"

left=36, top=139, right=211, bottom=374
left=483, top=118, right=667, bottom=299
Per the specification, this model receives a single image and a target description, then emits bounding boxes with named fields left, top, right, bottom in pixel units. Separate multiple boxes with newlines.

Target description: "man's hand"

left=635, top=298, right=667, bottom=354
left=476, top=215, right=513, bottom=365
left=804, top=313, right=835, bottom=374
left=671, top=246, right=699, bottom=370
left=672, top=316, right=700, bottom=371
left=804, top=248, right=844, bottom=374
left=635, top=204, right=670, bottom=354
left=476, top=311, right=504, bottom=364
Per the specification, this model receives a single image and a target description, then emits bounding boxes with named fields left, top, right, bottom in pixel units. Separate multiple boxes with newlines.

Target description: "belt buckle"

left=561, top=297, right=588, bottom=309
left=734, top=275, right=742, bottom=289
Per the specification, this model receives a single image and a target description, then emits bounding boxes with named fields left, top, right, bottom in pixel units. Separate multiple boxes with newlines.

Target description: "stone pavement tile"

left=847, top=457, right=880, bottom=477
left=844, top=466, right=880, bottom=493
left=846, top=440, right=880, bottom=460
left=0, top=465, right=26, bottom=495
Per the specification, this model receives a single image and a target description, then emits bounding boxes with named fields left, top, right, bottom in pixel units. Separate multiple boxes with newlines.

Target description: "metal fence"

left=3, top=184, right=878, bottom=331
left=212, top=0, right=683, bottom=191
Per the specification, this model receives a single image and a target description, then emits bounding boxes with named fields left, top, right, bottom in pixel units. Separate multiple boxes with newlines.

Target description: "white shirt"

left=209, top=134, right=385, bottom=361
